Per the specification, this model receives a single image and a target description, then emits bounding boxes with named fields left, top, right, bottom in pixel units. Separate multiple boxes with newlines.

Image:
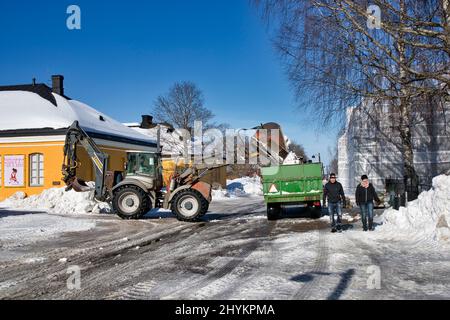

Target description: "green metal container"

left=261, top=163, right=324, bottom=220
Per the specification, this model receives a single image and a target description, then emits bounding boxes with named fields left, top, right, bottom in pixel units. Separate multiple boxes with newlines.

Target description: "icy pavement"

left=0, top=209, right=95, bottom=251
left=0, top=197, right=449, bottom=300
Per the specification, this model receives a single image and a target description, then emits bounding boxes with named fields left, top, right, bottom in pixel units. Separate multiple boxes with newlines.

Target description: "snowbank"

left=378, top=175, right=450, bottom=243
left=212, top=176, right=263, bottom=199
left=0, top=183, right=110, bottom=214
left=283, top=152, right=301, bottom=165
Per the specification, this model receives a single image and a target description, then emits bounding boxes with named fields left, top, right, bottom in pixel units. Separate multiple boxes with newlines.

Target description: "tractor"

left=62, top=121, right=215, bottom=221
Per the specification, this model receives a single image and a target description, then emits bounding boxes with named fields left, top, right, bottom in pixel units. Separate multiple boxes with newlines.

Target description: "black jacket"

left=323, top=182, right=345, bottom=204
left=355, top=183, right=380, bottom=206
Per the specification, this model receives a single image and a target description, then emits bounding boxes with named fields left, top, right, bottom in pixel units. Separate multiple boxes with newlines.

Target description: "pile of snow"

left=379, top=175, right=450, bottom=243
left=212, top=176, right=263, bottom=199
left=0, top=183, right=111, bottom=214
left=283, top=152, right=301, bottom=165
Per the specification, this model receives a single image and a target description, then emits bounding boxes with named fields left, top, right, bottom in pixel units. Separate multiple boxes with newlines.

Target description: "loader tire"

left=113, top=185, right=151, bottom=220
left=267, top=204, right=281, bottom=221
left=171, top=189, right=208, bottom=222
left=199, top=203, right=209, bottom=217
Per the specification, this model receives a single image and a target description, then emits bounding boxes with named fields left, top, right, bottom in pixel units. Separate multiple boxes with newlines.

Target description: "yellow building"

left=0, top=76, right=157, bottom=201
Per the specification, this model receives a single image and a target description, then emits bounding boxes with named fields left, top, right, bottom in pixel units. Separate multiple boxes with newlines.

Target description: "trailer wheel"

left=113, top=185, right=151, bottom=220
left=171, top=189, right=208, bottom=222
left=267, top=204, right=281, bottom=221
left=311, top=206, right=322, bottom=219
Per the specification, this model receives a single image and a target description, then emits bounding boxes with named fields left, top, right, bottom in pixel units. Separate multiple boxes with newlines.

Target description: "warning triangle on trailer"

left=269, top=184, right=278, bottom=193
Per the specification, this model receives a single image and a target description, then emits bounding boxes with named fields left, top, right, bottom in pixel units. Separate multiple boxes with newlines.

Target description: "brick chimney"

left=51, top=75, right=64, bottom=96
left=140, top=115, right=154, bottom=129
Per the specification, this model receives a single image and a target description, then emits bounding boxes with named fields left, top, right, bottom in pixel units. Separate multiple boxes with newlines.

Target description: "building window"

left=29, top=153, right=44, bottom=186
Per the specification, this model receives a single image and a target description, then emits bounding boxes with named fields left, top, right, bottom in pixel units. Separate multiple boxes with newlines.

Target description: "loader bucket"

left=251, top=122, right=289, bottom=162
left=65, top=177, right=94, bottom=193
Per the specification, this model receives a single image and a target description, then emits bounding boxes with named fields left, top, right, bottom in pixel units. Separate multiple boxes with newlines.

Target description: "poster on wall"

left=4, top=155, right=25, bottom=187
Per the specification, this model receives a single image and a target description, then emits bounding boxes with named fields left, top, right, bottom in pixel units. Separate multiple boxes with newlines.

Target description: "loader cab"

left=125, top=152, right=163, bottom=184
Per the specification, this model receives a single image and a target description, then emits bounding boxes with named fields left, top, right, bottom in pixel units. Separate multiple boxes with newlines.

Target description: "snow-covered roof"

left=0, top=90, right=156, bottom=147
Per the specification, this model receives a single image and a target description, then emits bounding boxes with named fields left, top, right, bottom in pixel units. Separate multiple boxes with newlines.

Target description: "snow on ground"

left=0, top=212, right=95, bottom=249
left=0, top=185, right=100, bottom=249
left=1, top=189, right=450, bottom=299
left=376, top=175, right=450, bottom=244
left=212, top=176, right=263, bottom=199
left=0, top=183, right=110, bottom=215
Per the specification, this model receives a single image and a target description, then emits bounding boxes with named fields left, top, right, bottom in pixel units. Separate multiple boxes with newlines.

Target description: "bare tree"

left=255, top=0, right=450, bottom=199
left=152, top=81, right=215, bottom=131
left=288, top=140, right=309, bottom=161
left=328, top=145, right=339, bottom=175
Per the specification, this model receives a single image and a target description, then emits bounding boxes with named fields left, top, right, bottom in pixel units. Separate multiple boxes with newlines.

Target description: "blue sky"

left=0, top=0, right=338, bottom=165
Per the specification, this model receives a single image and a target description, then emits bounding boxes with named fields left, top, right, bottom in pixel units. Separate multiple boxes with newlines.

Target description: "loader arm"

left=62, top=121, right=109, bottom=201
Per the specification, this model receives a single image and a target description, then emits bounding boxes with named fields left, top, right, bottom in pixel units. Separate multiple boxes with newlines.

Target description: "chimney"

left=140, top=115, right=154, bottom=129
left=51, top=75, right=64, bottom=96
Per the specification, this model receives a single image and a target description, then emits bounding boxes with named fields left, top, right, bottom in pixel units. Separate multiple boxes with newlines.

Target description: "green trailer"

left=261, top=163, right=324, bottom=220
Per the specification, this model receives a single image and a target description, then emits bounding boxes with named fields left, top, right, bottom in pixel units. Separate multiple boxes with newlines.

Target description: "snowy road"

left=0, top=196, right=449, bottom=300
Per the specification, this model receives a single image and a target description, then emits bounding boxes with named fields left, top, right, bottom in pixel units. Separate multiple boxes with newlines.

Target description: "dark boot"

left=362, top=220, right=368, bottom=231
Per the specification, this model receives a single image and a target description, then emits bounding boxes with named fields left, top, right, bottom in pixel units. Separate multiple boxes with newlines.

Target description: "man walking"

left=355, top=175, right=381, bottom=231
left=323, top=173, right=346, bottom=233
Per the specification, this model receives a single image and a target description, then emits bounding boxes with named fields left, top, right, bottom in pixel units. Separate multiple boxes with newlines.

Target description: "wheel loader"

left=61, top=121, right=215, bottom=221
left=61, top=120, right=307, bottom=222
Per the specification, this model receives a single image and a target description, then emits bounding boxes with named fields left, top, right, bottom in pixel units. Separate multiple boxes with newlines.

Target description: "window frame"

left=29, top=153, right=45, bottom=187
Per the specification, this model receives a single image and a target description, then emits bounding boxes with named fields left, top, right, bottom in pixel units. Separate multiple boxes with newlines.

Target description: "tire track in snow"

left=205, top=215, right=333, bottom=299
left=59, top=222, right=209, bottom=299
left=161, top=202, right=271, bottom=299
left=346, top=231, right=447, bottom=300
left=1, top=221, right=201, bottom=299
left=206, top=221, right=280, bottom=300
left=106, top=281, right=157, bottom=300
left=291, top=229, right=329, bottom=300
left=91, top=199, right=267, bottom=300
left=1, top=198, right=268, bottom=299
